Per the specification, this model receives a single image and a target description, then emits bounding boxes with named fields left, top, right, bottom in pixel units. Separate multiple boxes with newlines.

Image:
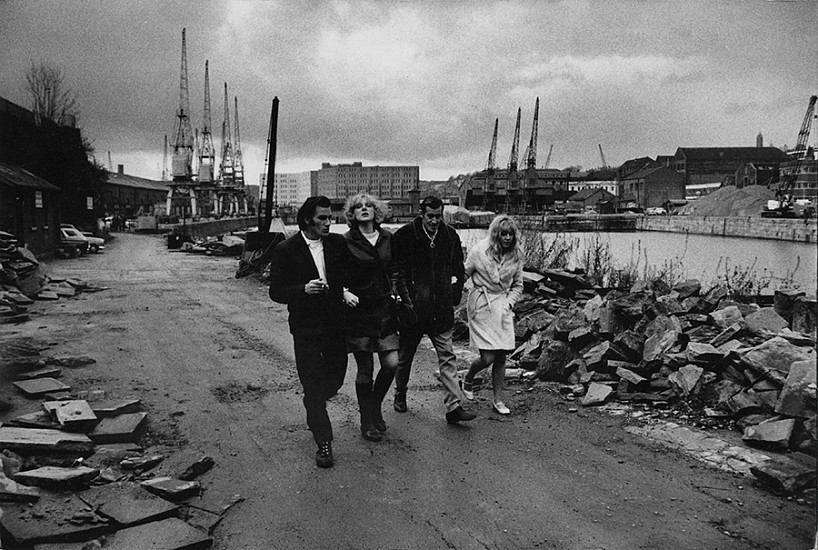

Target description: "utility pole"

left=262, top=97, right=279, bottom=232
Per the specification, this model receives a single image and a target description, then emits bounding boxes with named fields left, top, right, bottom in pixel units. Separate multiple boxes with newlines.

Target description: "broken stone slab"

left=45, top=283, right=75, bottom=297
left=742, top=418, right=795, bottom=450
left=78, top=481, right=178, bottom=527
left=672, top=279, right=701, bottom=301
left=743, top=307, right=789, bottom=335
left=773, top=328, right=815, bottom=346
left=120, top=454, right=164, bottom=471
left=88, top=412, right=148, bottom=444
left=685, top=342, right=723, bottom=365
left=0, top=427, right=94, bottom=454
left=536, top=340, right=576, bottom=382
left=141, top=476, right=201, bottom=501
left=522, top=271, right=545, bottom=293
left=13, top=466, right=99, bottom=489
left=709, top=322, right=745, bottom=348
left=643, top=328, right=679, bottom=363
left=89, top=399, right=142, bottom=418
left=179, top=456, right=215, bottom=481
left=583, top=294, right=603, bottom=323
left=613, top=364, right=646, bottom=385
left=581, top=382, right=614, bottom=406
left=775, top=358, right=817, bottom=418
left=9, top=410, right=62, bottom=430
left=709, top=305, right=743, bottom=328
left=668, top=365, right=704, bottom=396
left=34, top=290, right=59, bottom=301
left=750, top=457, right=818, bottom=495
left=717, top=339, right=745, bottom=354
left=45, top=355, right=97, bottom=368
left=83, top=444, right=144, bottom=470
left=13, top=377, right=71, bottom=397
left=102, top=517, right=211, bottom=550
left=568, top=326, right=596, bottom=349
left=43, top=400, right=99, bottom=432
left=0, top=470, right=40, bottom=502
left=728, top=390, right=767, bottom=416
left=612, top=330, right=644, bottom=363
left=15, top=367, right=62, bottom=381
left=0, top=493, right=112, bottom=547
left=738, top=336, right=816, bottom=380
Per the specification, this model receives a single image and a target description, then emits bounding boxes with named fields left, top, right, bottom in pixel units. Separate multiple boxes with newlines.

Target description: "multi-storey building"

left=671, top=147, right=789, bottom=188
left=311, top=162, right=419, bottom=201
left=259, top=171, right=312, bottom=207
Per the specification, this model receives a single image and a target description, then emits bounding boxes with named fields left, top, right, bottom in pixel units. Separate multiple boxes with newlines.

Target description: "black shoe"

left=316, top=442, right=334, bottom=468
left=394, top=392, right=407, bottom=413
left=446, top=406, right=477, bottom=424
left=361, top=425, right=382, bottom=442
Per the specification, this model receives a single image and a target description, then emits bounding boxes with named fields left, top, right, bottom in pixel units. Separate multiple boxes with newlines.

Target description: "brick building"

left=99, top=165, right=169, bottom=218
left=671, top=147, right=789, bottom=188
left=311, top=162, right=419, bottom=201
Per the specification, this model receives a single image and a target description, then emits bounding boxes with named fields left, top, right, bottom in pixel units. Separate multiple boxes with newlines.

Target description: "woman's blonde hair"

left=343, top=193, right=389, bottom=228
left=487, top=214, right=521, bottom=260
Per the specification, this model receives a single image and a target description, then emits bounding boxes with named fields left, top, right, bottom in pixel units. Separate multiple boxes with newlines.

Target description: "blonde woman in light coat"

left=461, top=214, right=524, bottom=415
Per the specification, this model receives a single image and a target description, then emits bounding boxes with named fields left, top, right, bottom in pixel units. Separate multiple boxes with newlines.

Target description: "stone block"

left=709, top=322, right=744, bottom=347
left=583, top=294, right=603, bottom=323
left=738, top=336, right=816, bottom=379
left=45, top=355, right=97, bottom=368
left=615, top=366, right=647, bottom=385
left=668, top=364, right=703, bottom=396
left=88, top=412, right=147, bottom=444
left=751, top=457, right=817, bottom=495
left=15, top=367, right=62, bottom=381
left=727, top=390, right=766, bottom=416
left=90, top=398, right=142, bottom=418
left=672, top=279, right=701, bottom=300
left=709, top=305, right=743, bottom=328
left=0, top=427, right=94, bottom=454
left=12, top=377, right=71, bottom=397
left=536, top=340, right=577, bottom=382
left=78, top=481, right=178, bottom=527
left=743, top=307, right=789, bottom=334
left=568, top=326, right=596, bottom=349
left=141, top=476, right=201, bottom=501
left=613, top=330, right=644, bottom=362
left=13, top=466, right=99, bottom=489
left=43, top=400, right=98, bottom=432
left=9, top=410, right=61, bottom=430
left=775, top=358, right=817, bottom=418
left=0, top=471, right=40, bottom=502
left=774, top=289, right=805, bottom=325
left=103, top=517, right=211, bottom=550
left=643, top=329, right=679, bottom=363
left=581, top=382, right=614, bottom=406
left=742, top=418, right=795, bottom=450
left=792, top=296, right=817, bottom=335
left=685, top=342, right=723, bottom=365
left=179, top=456, right=215, bottom=481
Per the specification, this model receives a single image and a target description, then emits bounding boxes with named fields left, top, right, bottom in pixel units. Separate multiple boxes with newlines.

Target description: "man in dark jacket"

left=392, top=195, right=475, bottom=424
left=269, top=196, right=348, bottom=467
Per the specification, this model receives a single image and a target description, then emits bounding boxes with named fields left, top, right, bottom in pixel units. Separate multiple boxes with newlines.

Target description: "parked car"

left=645, top=207, right=667, bottom=216
left=59, top=227, right=90, bottom=255
left=81, top=232, right=105, bottom=253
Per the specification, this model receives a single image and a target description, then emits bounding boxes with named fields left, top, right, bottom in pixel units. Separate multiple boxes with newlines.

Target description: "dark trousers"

left=293, top=330, right=348, bottom=444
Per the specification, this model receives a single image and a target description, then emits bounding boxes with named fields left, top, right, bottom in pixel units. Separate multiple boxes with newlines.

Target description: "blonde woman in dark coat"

left=342, top=193, right=410, bottom=442
left=461, top=214, right=524, bottom=415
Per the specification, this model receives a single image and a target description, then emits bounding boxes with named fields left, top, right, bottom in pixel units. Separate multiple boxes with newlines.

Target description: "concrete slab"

left=12, top=377, right=71, bottom=397
left=0, top=427, right=94, bottom=454
left=15, top=367, right=62, bottom=380
left=44, top=400, right=99, bottom=431
left=78, top=481, right=178, bottom=527
left=103, top=517, right=211, bottom=550
left=88, top=412, right=147, bottom=444
left=0, top=470, right=40, bottom=502
left=141, top=477, right=200, bottom=501
left=90, top=398, right=142, bottom=418
left=13, top=466, right=99, bottom=489
left=0, top=494, right=112, bottom=547
left=8, top=410, right=61, bottom=430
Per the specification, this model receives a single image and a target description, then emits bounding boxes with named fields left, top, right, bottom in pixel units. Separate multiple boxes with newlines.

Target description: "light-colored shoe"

left=461, top=378, right=475, bottom=401
left=492, top=402, right=510, bottom=415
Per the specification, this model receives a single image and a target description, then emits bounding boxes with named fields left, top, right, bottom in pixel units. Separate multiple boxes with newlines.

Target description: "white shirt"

left=301, top=231, right=326, bottom=282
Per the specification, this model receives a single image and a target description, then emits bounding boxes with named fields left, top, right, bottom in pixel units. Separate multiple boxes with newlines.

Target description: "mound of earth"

left=679, top=185, right=776, bottom=217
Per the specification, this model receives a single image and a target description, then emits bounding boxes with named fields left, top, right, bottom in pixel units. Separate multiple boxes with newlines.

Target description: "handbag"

left=391, top=293, right=417, bottom=328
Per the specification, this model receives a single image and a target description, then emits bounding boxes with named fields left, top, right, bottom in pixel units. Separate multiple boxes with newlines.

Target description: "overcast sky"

left=1, top=0, right=816, bottom=183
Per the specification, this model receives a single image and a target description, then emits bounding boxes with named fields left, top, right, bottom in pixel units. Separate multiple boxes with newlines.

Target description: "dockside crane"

left=544, top=144, right=554, bottom=169
left=521, top=97, right=539, bottom=213
left=171, top=28, right=194, bottom=182
left=198, top=61, right=215, bottom=185
left=233, top=96, right=245, bottom=188
left=161, top=135, right=169, bottom=181
left=762, top=95, right=817, bottom=218
left=505, top=107, right=521, bottom=212
left=598, top=144, right=608, bottom=170
left=219, top=83, right=235, bottom=188
left=482, top=118, right=499, bottom=211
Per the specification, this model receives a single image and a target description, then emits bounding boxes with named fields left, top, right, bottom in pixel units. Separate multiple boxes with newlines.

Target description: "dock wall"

left=635, top=216, right=816, bottom=243
left=160, top=216, right=259, bottom=239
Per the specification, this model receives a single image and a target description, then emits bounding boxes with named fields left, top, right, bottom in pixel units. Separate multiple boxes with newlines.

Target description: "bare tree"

left=24, top=60, right=78, bottom=126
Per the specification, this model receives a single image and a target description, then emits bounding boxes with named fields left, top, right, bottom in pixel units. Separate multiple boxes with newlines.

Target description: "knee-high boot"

left=372, top=367, right=396, bottom=432
left=355, top=382, right=381, bottom=442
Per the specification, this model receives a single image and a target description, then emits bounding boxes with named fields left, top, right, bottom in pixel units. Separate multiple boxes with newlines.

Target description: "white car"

left=645, top=207, right=667, bottom=216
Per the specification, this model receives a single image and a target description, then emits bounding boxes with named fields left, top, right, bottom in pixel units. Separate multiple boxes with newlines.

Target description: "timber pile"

left=458, top=269, right=817, bottom=493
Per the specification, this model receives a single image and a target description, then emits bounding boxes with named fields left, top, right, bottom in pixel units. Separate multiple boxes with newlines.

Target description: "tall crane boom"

left=544, top=144, right=554, bottom=169
left=198, top=60, right=215, bottom=183
left=219, top=82, right=235, bottom=186
left=482, top=118, right=498, bottom=211
left=598, top=144, right=608, bottom=169
left=486, top=118, right=498, bottom=174
left=233, top=96, right=244, bottom=187
left=524, top=97, right=539, bottom=170
left=508, top=107, right=521, bottom=173
left=171, top=28, right=194, bottom=181
left=778, top=95, right=817, bottom=198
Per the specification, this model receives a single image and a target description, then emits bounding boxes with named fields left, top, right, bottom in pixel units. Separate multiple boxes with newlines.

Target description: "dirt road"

left=2, top=233, right=813, bottom=549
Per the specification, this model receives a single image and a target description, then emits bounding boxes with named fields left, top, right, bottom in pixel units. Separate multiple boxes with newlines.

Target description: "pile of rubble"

left=464, top=269, right=817, bottom=493
left=0, top=344, right=227, bottom=548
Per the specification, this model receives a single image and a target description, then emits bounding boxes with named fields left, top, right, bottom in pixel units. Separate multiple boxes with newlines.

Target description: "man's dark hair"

left=297, top=196, right=331, bottom=230
left=419, top=195, right=443, bottom=213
